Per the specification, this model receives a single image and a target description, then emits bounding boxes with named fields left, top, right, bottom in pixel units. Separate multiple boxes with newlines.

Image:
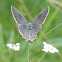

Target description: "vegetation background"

left=0, top=0, right=62, bottom=62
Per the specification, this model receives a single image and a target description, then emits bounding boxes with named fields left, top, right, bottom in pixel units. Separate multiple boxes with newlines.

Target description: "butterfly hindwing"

left=18, top=24, right=29, bottom=38
left=32, top=24, right=41, bottom=33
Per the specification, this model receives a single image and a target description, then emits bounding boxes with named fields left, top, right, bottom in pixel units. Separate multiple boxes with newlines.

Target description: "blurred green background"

left=0, top=0, right=62, bottom=62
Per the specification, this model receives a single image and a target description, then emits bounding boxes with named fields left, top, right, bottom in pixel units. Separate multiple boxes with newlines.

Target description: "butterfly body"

left=27, top=23, right=32, bottom=30
left=11, top=6, right=49, bottom=41
left=18, top=23, right=37, bottom=41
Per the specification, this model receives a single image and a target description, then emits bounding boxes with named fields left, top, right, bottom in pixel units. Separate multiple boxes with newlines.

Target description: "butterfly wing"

left=11, top=6, right=27, bottom=37
left=11, top=6, right=27, bottom=25
left=32, top=7, right=49, bottom=33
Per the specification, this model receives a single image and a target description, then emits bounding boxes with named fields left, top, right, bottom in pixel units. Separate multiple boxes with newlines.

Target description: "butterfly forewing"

left=11, top=6, right=27, bottom=25
left=32, top=7, right=49, bottom=25
left=32, top=7, right=49, bottom=34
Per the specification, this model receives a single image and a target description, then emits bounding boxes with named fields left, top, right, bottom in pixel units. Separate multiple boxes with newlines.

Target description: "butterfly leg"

left=28, top=40, right=31, bottom=45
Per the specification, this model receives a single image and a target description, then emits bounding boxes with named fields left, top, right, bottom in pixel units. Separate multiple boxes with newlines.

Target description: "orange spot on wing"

left=24, top=34, right=26, bottom=37
left=34, top=35, right=36, bottom=38
left=29, top=40, right=30, bottom=41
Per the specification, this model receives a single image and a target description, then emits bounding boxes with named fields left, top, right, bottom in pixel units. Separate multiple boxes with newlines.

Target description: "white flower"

left=16, top=43, right=20, bottom=46
left=7, top=44, right=13, bottom=49
left=7, top=43, right=20, bottom=51
left=42, top=42, right=59, bottom=53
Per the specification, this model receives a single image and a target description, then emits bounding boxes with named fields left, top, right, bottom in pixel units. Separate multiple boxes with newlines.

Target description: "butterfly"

left=11, top=6, right=49, bottom=42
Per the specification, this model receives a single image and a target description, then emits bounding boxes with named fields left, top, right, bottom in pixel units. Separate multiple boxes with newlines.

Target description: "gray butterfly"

left=11, top=6, right=49, bottom=41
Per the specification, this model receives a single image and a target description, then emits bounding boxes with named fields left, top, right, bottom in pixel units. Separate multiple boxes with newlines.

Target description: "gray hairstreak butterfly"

left=11, top=6, right=49, bottom=42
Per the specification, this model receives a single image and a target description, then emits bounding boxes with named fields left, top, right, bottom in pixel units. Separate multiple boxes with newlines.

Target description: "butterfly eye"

left=33, top=35, right=36, bottom=38
left=24, top=34, right=26, bottom=37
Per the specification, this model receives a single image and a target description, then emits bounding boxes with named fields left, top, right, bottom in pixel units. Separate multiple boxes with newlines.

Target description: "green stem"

left=38, top=53, right=46, bottom=62
left=18, top=0, right=33, bottom=21
left=28, top=43, right=29, bottom=62
left=48, top=0, right=62, bottom=8
left=44, top=23, right=62, bottom=37
left=44, top=8, right=59, bottom=32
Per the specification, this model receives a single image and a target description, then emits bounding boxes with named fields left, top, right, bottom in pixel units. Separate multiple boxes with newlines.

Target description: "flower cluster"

left=7, top=43, right=20, bottom=51
left=42, top=42, right=59, bottom=53
left=7, top=42, right=59, bottom=53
